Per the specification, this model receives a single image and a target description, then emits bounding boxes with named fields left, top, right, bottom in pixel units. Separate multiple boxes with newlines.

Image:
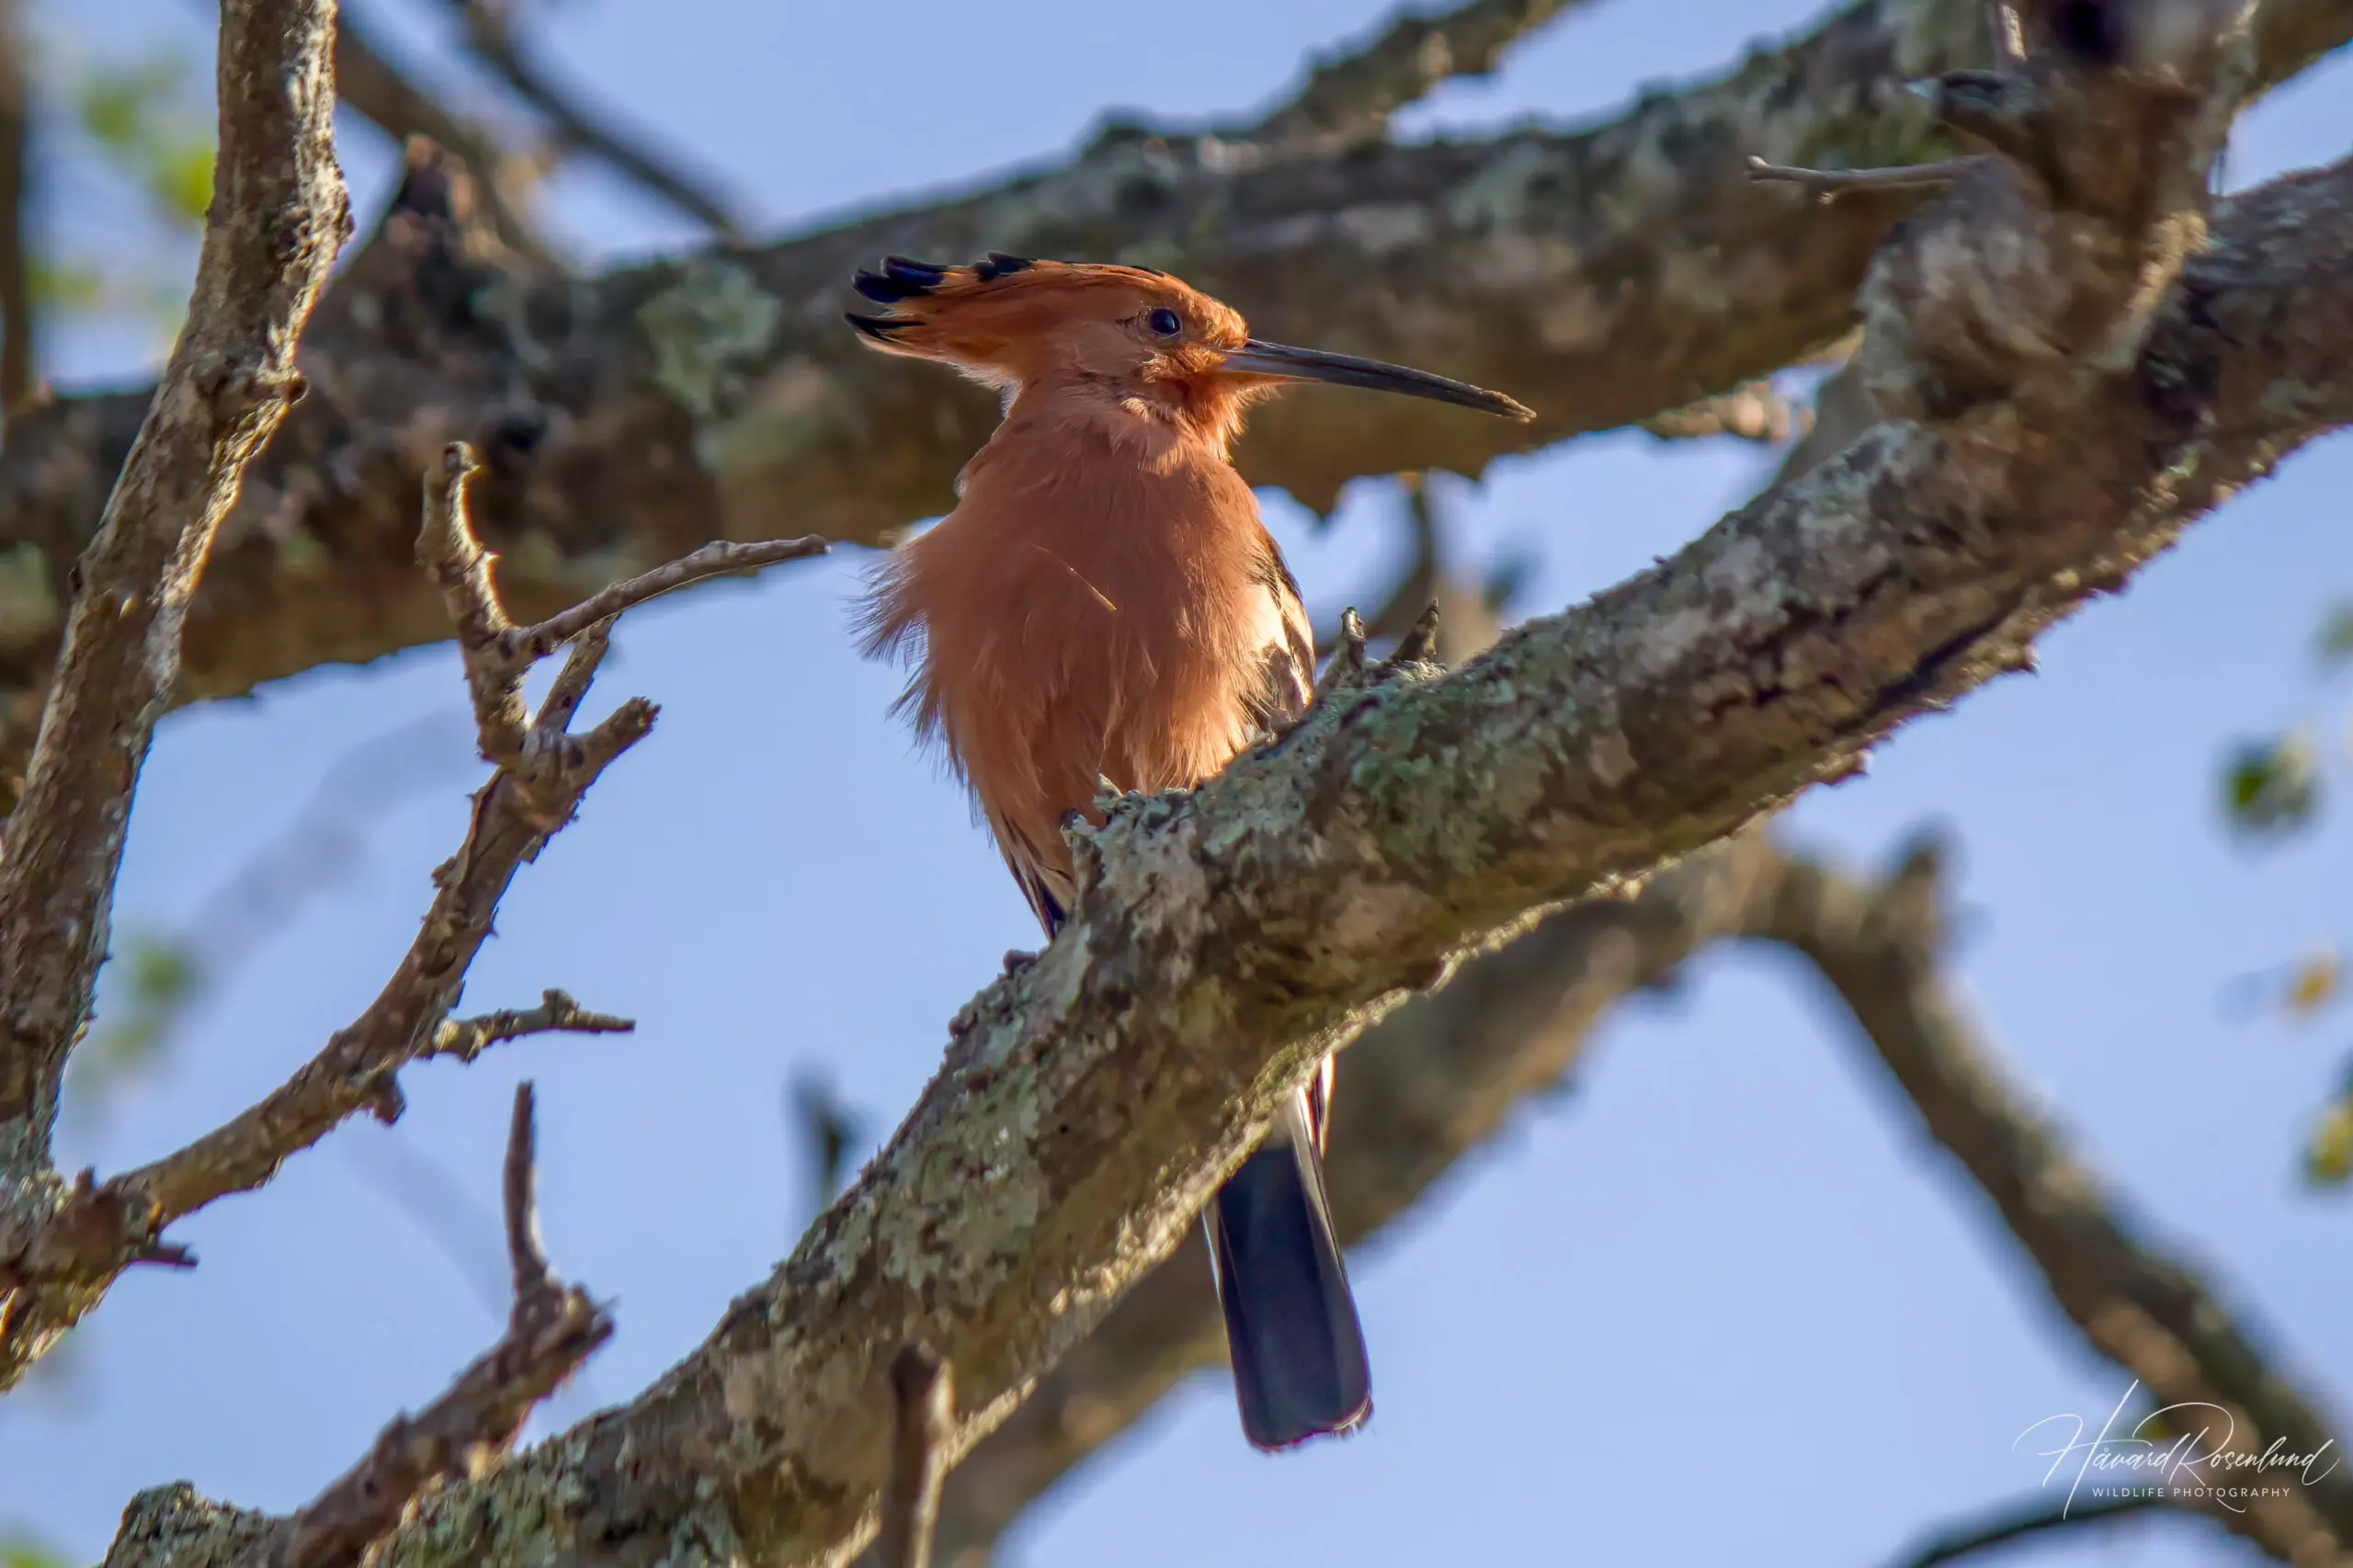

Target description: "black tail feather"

left=1206, top=1088, right=1371, bottom=1451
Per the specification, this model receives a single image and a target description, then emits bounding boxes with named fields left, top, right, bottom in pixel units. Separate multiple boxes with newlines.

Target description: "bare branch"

left=1882, top=1490, right=2166, bottom=1568
left=276, top=1083, right=611, bottom=1568
left=0, top=441, right=815, bottom=1386
left=421, top=444, right=529, bottom=761
left=433, top=989, right=634, bottom=1066
left=1747, top=153, right=1986, bottom=204
left=0, top=0, right=347, bottom=1153
left=500, top=1083, right=550, bottom=1306
left=532, top=619, right=611, bottom=736
left=423, top=440, right=823, bottom=762
left=1754, top=839, right=2353, bottom=1561
left=501, top=535, right=827, bottom=663
left=1245, top=0, right=1595, bottom=145
left=878, top=1346, right=953, bottom=1568
left=441, top=0, right=745, bottom=237
left=1640, top=377, right=1812, bottom=443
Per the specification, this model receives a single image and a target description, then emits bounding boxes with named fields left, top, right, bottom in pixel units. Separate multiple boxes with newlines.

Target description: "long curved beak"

left=1221, top=339, right=1534, bottom=421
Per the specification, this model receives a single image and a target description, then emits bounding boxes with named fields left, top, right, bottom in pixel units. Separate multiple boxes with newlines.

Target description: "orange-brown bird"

left=849, top=253, right=1531, bottom=1451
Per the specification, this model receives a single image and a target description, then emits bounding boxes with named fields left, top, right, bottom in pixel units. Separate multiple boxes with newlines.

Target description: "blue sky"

left=7, top=3, right=2353, bottom=1565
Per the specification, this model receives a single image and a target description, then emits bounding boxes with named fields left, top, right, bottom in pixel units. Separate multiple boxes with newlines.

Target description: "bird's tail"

left=1205, top=1080, right=1371, bottom=1451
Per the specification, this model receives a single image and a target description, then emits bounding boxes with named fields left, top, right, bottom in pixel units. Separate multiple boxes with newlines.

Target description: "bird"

left=847, top=252, right=1532, bottom=1451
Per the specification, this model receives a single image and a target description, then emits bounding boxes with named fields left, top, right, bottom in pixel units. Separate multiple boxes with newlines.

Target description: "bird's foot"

left=1262, top=599, right=1445, bottom=754
left=1002, top=949, right=1037, bottom=975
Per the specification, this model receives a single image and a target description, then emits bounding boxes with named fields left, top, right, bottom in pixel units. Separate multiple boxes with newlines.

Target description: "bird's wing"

left=1241, top=543, right=1316, bottom=738
left=990, top=807, right=1074, bottom=937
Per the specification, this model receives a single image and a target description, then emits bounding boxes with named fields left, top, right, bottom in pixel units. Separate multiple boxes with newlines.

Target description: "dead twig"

left=422, top=444, right=823, bottom=763
left=877, top=1345, right=954, bottom=1568
left=1746, top=153, right=1984, bottom=204
left=1641, top=377, right=1812, bottom=444
left=0, top=442, right=814, bottom=1387
left=278, top=1083, right=612, bottom=1568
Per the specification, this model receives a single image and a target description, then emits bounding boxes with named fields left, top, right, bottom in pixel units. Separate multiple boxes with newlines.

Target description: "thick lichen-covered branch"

left=0, top=0, right=2342, bottom=807
left=91, top=137, right=2353, bottom=1568
left=914, top=834, right=1780, bottom=1567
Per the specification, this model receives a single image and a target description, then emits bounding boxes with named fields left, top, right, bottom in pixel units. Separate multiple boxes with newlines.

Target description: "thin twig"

left=278, top=1083, right=611, bottom=1568
left=503, top=1082, right=551, bottom=1303
left=1641, top=378, right=1811, bottom=443
left=432, top=989, right=634, bottom=1065
left=1246, top=0, right=1596, bottom=144
left=442, top=0, right=745, bottom=237
left=424, top=440, right=822, bottom=760
left=501, top=535, right=827, bottom=663
left=878, top=1345, right=954, bottom=1568
left=1883, top=1490, right=2165, bottom=1568
left=1746, top=153, right=1984, bottom=204
left=534, top=619, right=613, bottom=735
left=0, top=429, right=771, bottom=1382
left=421, top=443, right=529, bottom=761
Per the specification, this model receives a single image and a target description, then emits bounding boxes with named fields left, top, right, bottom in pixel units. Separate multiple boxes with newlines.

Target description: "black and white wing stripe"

left=1242, top=545, right=1316, bottom=738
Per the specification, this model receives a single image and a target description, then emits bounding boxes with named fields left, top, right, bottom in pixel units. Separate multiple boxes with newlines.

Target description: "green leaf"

left=28, top=257, right=104, bottom=312
left=2318, top=602, right=2353, bottom=666
left=2306, top=1097, right=2353, bottom=1186
left=73, top=51, right=214, bottom=233
left=2222, top=732, right=2321, bottom=836
left=1, top=1535, right=70, bottom=1568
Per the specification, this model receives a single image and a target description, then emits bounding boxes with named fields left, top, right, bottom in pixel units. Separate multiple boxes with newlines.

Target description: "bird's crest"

left=844, top=254, right=1243, bottom=391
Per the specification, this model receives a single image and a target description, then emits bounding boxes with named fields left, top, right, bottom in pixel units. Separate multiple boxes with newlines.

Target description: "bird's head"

left=847, top=255, right=1531, bottom=445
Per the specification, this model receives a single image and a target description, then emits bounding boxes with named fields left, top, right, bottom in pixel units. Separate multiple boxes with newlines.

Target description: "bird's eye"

left=1146, top=308, right=1183, bottom=337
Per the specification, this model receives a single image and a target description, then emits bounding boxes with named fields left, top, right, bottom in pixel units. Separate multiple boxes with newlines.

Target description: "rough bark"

left=920, top=834, right=1780, bottom=1566
left=0, top=0, right=349, bottom=1366
left=0, top=0, right=2340, bottom=803
left=92, top=141, right=2353, bottom=1568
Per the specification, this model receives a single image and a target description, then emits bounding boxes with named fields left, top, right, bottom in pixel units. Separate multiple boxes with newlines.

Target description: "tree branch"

left=1242, top=0, right=1596, bottom=146
left=1880, top=1491, right=2165, bottom=1568
left=272, top=1083, right=613, bottom=1568
left=440, top=0, right=744, bottom=238
left=915, top=834, right=1779, bottom=1566
left=89, top=86, right=2353, bottom=1564
left=0, top=0, right=2340, bottom=806
left=332, top=6, right=554, bottom=267
left=0, top=0, right=347, bottom=1267
left=1753, top=838, right=2353, bottom=1563
left=877, top=1346, right=952, bottom=1568
left=0, top=444, right=813, bottom=1389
